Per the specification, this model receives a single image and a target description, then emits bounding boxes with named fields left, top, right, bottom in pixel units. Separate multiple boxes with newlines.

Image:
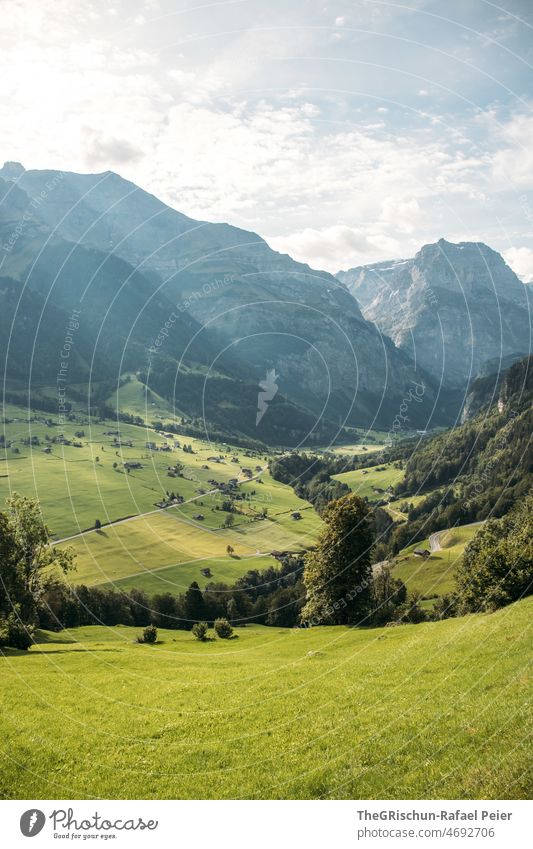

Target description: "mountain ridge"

left=0, top=162, right=439, bottom=440
left=337, top=237, right=532, bottom=388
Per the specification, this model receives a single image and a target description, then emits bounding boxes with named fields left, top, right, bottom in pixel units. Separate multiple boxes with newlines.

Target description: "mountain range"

left=0, top=162, right=435, bottom=442
left=0, top=161, right=531, bottom=444
left=337, top=239, right=531, bottom=389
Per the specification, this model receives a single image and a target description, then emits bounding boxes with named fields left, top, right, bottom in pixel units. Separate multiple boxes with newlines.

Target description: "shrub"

left=370, top=566, right=407, bottom=625
left=214, top=617, right=233, bottom=639
left=0, top=614, right=34, bottom=650
left=192, top=621, right=208, bottom=641
left=392, top=590, right=428, bottom=624
left=137, top=624, right=158, bottom=644
left=432, top=593, right=459, bottom=620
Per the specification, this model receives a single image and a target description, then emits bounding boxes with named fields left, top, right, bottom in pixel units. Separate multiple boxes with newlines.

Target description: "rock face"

left=338, top=239, right=531, bottom=388
left=0, top=164, right=437, bottom=435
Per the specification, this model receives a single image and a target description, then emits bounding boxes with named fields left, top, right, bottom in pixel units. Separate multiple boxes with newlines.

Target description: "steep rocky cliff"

left=338, top=239, right=531, bottom=388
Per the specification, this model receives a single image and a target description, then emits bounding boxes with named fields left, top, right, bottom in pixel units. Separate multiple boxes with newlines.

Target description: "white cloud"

left=1, top=0, right=533, bottom=276
left=83, top=132, right=144, bottom=168
left=491, top=113, right=533, bottom=189
left=267, top=225, right=400, bottom=273
left=504, top=247, right=533, bottom=282
left=380, top=197, right=422, bottom=234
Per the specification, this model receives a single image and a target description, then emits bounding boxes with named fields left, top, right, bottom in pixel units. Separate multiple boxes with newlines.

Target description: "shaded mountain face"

left=0, top=162, right=438, bottom=441
left=460, top=354, right=532, bottom=423
left=337, top=239, right=531, bottom=388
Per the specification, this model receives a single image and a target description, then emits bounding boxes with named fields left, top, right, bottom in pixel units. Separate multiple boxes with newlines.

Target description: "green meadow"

left=107, top=554, right=275, bottom=596
left=59, top=467, right=322, bottom=592
left=0, top=404, right=271, bottom=539
left=1, top=598, right=530, bottom=800
left=392, top=524, right=481, bottom=601
left=332, top=462, right=404, bottom=502
left=1, top=402, right=325, bottom=593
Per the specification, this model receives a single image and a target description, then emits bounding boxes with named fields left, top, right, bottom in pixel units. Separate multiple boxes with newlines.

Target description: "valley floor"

left=1, top=598, right=531, bottom=800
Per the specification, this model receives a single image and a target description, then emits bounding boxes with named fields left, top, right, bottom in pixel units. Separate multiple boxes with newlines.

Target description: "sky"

left=2, top=0, right=533, bottom=277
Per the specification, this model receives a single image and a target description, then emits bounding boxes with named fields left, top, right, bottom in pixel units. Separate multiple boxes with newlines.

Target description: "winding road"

left=429, top=531, right=442, bottom=552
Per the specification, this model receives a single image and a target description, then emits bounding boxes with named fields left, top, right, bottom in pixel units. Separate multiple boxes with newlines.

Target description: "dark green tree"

left=226, top=597, right=238, bottom=622
left=183, top=581, right=206, bottom=626
left=5, top=494, right=75, bottom=623
left=301, top=492, right=373, bottom=625
left=152, top=593, right=179, bottom=628
left=370, top=566, right=407, bottom=625
left=137, top=624, right=157, bottom=644
left=0, top=512, right=21, bottom=618
left=456, top=495, right=533, bottom=612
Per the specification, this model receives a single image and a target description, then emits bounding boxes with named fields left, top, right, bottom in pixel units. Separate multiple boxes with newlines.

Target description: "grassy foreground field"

left=1, top=598, right=531, bottom=800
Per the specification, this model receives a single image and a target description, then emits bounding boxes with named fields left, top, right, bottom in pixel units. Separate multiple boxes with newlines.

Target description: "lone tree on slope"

left=300, top=492, right=373, bottom=626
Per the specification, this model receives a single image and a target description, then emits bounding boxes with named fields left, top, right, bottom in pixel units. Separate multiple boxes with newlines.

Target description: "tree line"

left=1, top=490, right=531, bottom=650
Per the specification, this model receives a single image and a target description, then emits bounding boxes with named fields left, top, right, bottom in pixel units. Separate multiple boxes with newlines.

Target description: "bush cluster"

left=137, top=624, right=158, bottom=644
left=0, top=614, right=34, bottom=651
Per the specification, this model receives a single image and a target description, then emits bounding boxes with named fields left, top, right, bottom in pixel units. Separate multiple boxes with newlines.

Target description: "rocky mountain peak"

left=337, top=239, right=531, bottom=387
left=0, top=161, right=25, bottom=179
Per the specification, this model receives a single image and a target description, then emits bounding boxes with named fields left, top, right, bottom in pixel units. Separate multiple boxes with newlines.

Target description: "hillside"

left=0, top=163, right=439, bottom=439
left=338, top=239, right=531, bottom=388
left=389, top=356, right=532, bottom=552
left=1, top=598, right=530, bottom=799
left=0, top=400, right=324, bottom=594
left=390, top=524, right=481, bottom=602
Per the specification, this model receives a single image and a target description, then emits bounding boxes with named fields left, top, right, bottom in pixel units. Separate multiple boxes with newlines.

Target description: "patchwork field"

left=57, top=464, right=322, bottom=591
left=0, top=404, right=270, bottom=537
left=1, top=402, right=327, bottom=593
left=1, top=598, right=530, bottom=800
left=62, top=504, right=314, bottom=591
